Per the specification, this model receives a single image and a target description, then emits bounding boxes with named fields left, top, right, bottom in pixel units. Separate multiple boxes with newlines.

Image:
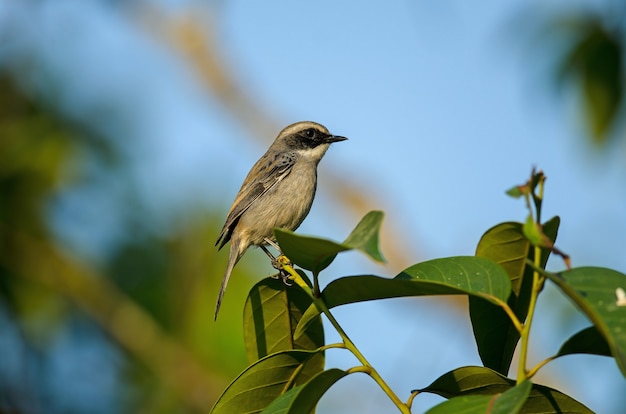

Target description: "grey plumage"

left=214, top=121, right=347, bottom=320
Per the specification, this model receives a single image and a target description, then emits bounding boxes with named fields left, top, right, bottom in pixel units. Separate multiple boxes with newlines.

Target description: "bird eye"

left=304, top=128, right=316, bottom=138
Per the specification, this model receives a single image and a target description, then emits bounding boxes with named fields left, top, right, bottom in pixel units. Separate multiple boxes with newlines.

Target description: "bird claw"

left=270, top=257, right=281, bottom=270
left=270, top=270, right=293, bottom=285
left=269, top=255, right=294, bottom=286
left=270, top=254, right=291, bottom=269
left=280, top=269, right=293, bottom=286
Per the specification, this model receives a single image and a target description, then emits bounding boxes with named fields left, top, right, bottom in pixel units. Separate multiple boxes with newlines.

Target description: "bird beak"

left=326, top=135, right=348, bottom=143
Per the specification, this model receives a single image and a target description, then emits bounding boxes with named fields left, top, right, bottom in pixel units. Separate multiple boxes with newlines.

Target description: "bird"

left=214, top=121, right=347, bottom=320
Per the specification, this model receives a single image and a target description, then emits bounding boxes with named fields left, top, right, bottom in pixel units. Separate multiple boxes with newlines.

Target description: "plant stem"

left=313, top=270, right=321, bottom=297
left=347, top=365, right=371, bottom=374
left=279, top=258, right=411, bottom=413
left=406, top=390, right=420, bottom=411
left=322, top=342, right=347, bottom=351
left=526, top=355, right=556, bottom=379
left=517, top=173, right=547, bottom=383
left=517, top=245, right=543, bottom=383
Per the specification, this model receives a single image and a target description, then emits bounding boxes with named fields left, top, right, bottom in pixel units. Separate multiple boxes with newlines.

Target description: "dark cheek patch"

left=286, top=136, right=300, bottom=147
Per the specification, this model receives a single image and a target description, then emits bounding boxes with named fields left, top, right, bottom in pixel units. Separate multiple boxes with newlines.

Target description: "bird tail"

left=214, top=240, right=242, bottom=321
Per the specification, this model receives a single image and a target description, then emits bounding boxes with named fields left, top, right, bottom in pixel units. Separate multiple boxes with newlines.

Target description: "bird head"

left=272, top=121, right=347, bottom=162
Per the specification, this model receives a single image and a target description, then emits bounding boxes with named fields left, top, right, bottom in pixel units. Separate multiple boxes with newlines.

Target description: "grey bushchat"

left=214, top=121, right=347, bottom=320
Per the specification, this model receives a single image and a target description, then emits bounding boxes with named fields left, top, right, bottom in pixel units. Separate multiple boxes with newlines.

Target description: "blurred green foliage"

left=546, top=6, right=625, bottom=144
left=0, top=74, right=253, bottom=413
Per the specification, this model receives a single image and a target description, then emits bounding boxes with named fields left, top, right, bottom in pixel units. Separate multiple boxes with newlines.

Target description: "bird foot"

left=279, top=269, right=294, bottom=286
left=269, top=254, right=291, bottom=270
left=269, top=255, right=294, bottom=286
left=270, top=269, right=293, bottom=285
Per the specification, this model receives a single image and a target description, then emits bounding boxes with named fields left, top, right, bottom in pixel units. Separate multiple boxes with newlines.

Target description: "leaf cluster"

left=211, top=172, right=626, bottom=413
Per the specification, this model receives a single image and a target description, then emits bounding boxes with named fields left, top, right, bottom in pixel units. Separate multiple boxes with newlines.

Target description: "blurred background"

left=1, top=0, right=625, bottom=413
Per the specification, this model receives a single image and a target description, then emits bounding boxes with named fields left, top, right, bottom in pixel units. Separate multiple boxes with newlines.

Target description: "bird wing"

left=215, top=151, right=298, bottom=249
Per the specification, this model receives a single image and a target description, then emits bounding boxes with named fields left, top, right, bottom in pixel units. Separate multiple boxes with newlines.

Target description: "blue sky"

left=2, top=0, right=625, bottom=412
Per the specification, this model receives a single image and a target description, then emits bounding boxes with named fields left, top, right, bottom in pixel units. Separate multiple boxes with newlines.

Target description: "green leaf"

left=293, top=303, right=320, bottom=342
left=261, top=369, right=348, bottom=414
left=475, top=222, right=531, bottom=295
left=469, top=294, right=519, bottom=376
left=244, top=276, right=324, bottom=369
left=396, top=256, right=511, bottom=303
left=417, top=366, right=513, bottom=397
left=273, top=210, right=385, bottom=273
left=470, top=217, right=559, bottom=375
left=556, top=326, right=611, bottom=358
left=273, top=229, right=348, bottom=273
left=295, top=257, right=511, bottom=338
left=210, top=350, right=321, bottom=414
left=492, top=380, right=532, bottom=414
left=419, top=366, right=592, bottom=413
left=426, top=395, right=498, bottom=414
left=558, top=20, right=623, bottom=142
left=545, top=267, right=626, bottom=376
left=295, top=256, right=511, bottom=334
left=522, top=215, right=544, bottom=247
left=505, top=185, right=526, bottom=198
left=425, top=380, right=531, bottom=414
left=342, top=210, right=385, bottom=262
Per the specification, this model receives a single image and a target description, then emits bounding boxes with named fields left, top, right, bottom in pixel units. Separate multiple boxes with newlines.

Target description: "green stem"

left=406, top=390, right=420, bottom=411
left=279, top=258, right=411, bottom=414
left=517, top=245, right=543, bottom=383
left=313, top=270, right=321, bottom=297
left=321, top=342, right=347, bottom=351
left=347, top=365, right=371, bottom=374
left=526, top=355, right=556, bottom=379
